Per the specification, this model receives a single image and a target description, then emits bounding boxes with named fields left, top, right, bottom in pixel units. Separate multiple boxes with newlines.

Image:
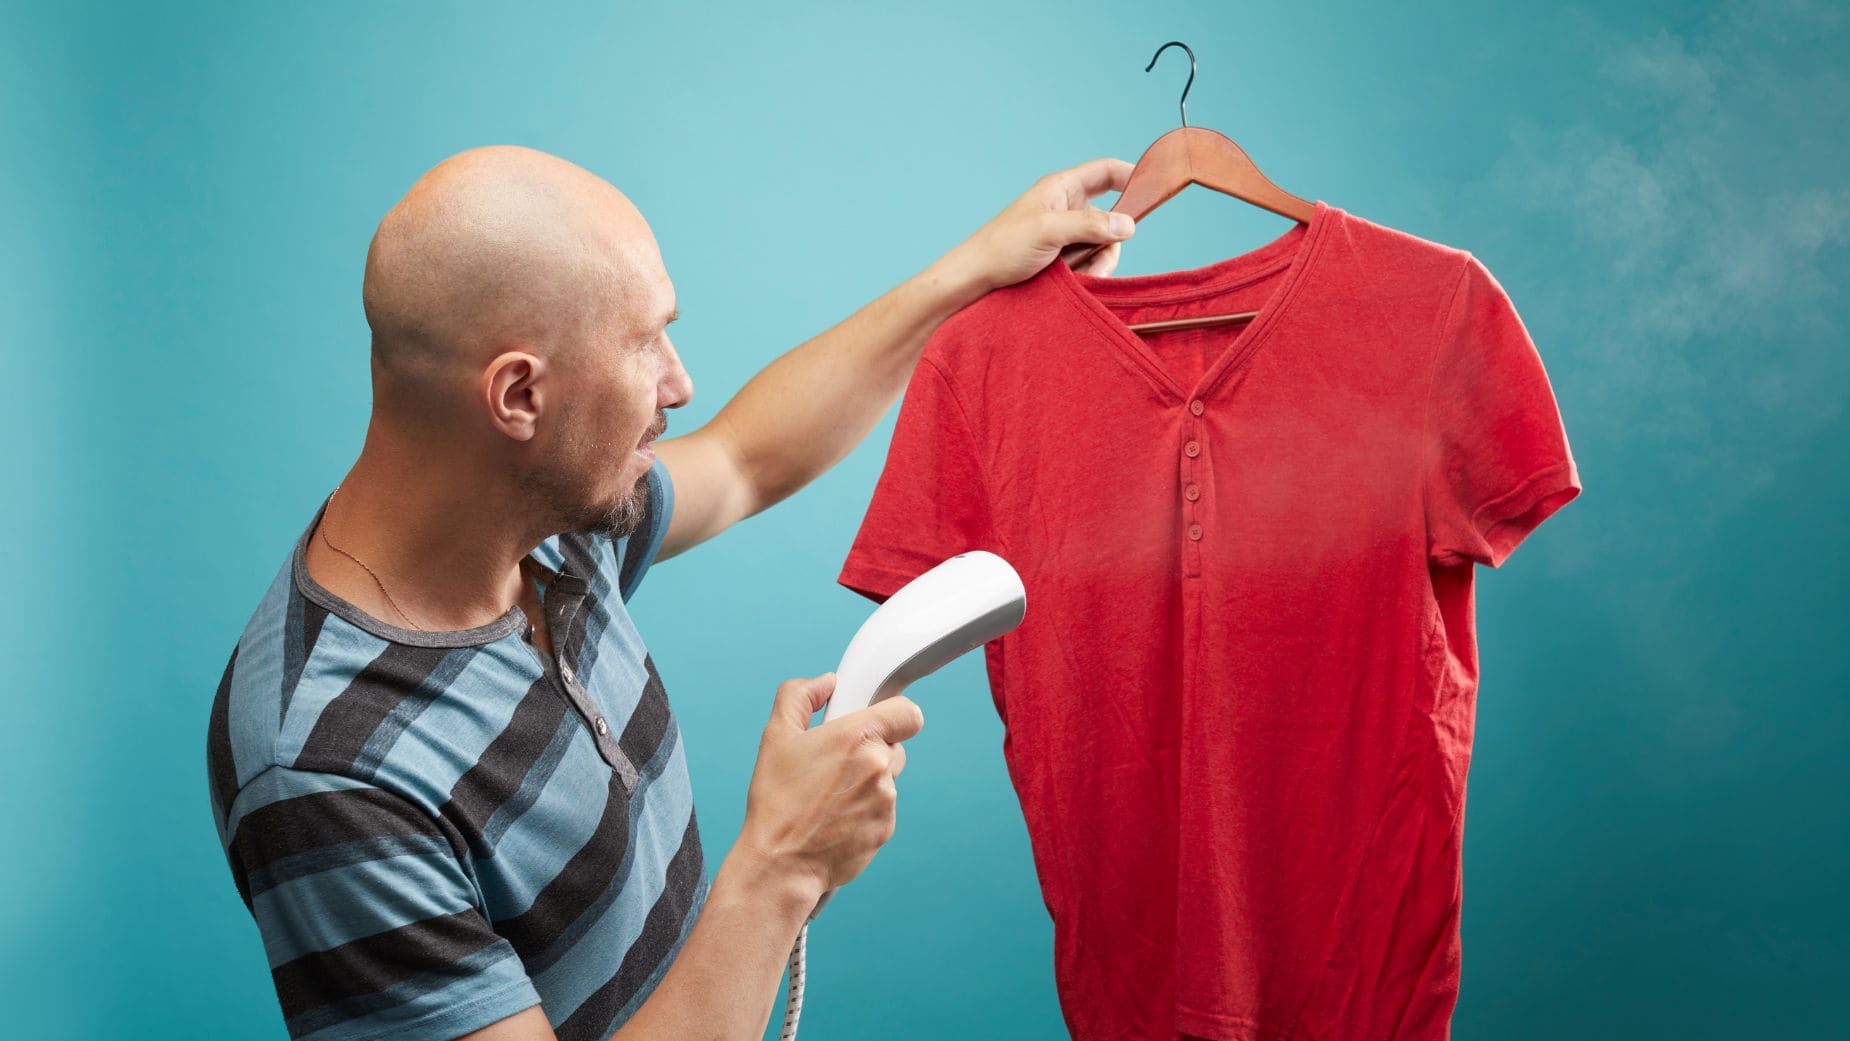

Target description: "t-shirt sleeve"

left=839, top=353, right=998, bottom=602
left=1423, top=253, right=1581, bottom=568
left=226, top=767, right=540, bottom=1041
left=617, top=455, right=677, bottom=603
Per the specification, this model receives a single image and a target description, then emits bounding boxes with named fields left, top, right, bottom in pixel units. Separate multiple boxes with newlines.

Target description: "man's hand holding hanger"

left=937, top=156, right=1137, bottom=296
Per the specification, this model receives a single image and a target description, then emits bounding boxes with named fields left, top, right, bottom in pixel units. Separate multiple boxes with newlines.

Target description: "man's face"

left=524, top=234, right=692, bottom=540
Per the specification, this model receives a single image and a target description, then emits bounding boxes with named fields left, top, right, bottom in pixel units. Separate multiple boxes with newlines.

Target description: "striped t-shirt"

left=206, top=458, right=709, bottom=1041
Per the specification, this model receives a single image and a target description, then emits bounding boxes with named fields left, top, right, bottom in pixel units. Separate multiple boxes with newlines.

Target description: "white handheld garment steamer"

left=778, top=551, right=1026, bottom=1041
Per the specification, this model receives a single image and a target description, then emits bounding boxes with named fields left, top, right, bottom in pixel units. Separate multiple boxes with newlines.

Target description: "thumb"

left=1044, top=206, right=1133, bottom=249
left=769, top=673, right=836, bottom=733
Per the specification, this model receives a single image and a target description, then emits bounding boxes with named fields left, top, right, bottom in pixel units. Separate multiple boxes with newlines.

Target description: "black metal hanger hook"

left=1145, top=41, right=1196, bottom=128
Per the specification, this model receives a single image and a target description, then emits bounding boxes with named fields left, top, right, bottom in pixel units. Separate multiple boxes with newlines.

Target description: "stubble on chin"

left=578, top=468, right=652, bottom=540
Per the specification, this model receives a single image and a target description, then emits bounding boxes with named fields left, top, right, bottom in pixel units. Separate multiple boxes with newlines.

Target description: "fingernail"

left=1109, top=213, right=1134, bottom=237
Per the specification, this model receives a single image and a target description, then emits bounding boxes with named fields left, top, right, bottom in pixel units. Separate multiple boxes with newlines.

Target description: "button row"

left=1184, top=405, right=1205, bottom=545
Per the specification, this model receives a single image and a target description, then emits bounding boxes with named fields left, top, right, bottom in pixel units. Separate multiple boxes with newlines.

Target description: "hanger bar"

left=1125, top=310, right=1258, bottom=334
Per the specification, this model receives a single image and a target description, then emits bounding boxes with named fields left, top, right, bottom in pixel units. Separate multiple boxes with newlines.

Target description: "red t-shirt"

left=838, top=201, right=1580, bottom=1041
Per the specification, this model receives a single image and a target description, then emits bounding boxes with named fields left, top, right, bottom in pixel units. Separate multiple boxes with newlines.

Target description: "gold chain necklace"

left=318, top=483, right=428, bottom=631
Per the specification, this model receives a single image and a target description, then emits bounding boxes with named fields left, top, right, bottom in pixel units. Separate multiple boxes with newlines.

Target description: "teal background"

left=3, top=1, right=1845, bottom=1037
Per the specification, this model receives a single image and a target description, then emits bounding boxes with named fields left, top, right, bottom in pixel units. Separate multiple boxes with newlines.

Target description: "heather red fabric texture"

left=837, top=201, right=1580, bottom=1041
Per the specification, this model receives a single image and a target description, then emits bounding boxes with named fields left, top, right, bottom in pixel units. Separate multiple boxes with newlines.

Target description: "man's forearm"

left=709, top=254, right=986, bottom=515
left=610, top=844, right=819, bottom=1041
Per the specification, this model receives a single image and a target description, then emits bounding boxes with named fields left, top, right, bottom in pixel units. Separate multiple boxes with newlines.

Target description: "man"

left=207, top=144, right=1133, bottom=1041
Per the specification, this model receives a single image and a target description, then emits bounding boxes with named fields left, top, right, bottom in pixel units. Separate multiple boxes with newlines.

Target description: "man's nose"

left=659, top=335, right=694, bottom=408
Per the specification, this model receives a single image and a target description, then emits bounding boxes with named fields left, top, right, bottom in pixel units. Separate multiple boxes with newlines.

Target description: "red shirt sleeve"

left=838, top=350, right=998, bottom=603
left=1424, top=253, right=1582, bottom=568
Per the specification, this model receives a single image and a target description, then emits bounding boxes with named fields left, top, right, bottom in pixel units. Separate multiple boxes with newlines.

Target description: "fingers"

left=1052, top=157, right=1134, bottom=204
left=889, top=742, right=908, bottom=779
left=769, top=673, right=836, bottom=732
left=1072, top=240, right=1122, bottom=277
left=862, top=694, right=925, bottom=744
left=1046, top=207, right=1134, bottom=251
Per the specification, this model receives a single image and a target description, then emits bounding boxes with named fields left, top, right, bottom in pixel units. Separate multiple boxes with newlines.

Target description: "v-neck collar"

left=1048, top=199, right=1335, bottom=404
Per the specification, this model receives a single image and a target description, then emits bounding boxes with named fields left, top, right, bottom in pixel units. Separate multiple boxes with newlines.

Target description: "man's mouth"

left=636, top=422, right=666, bottom=453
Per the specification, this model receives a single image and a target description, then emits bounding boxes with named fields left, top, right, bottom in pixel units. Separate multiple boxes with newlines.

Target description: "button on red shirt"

left=839, top=202, right=1579, bottom=1041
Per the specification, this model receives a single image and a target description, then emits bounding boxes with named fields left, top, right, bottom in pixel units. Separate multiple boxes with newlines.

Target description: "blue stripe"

left=352, top=645, right=482, bottom=779
left=481, top=713, right=578, bottom=849
left=245, top=833, right=455, bottom=900
left=274, top=615, right=392, bottom=767
left=254, top=847, right=486, bottom=968
left=282, top=578, right=308, bottom=720
left=228, top=561, right=294, bottom=789
left=603, top=873, right=711, bottom=1034
left=616, top=458, right=674, bottom=603
left=531, top=719, right=693, bottom=1011
left=530, top=533, right=565, bottom=573
left=474, top=727, right=613, bottom=915
left=360, top=640, right=546, bottom=809
left=577, top=593, right=655, bottom=755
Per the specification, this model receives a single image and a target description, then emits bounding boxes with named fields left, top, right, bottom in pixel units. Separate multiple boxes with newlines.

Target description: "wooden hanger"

left=1065, top=42, right=1316, bottom=335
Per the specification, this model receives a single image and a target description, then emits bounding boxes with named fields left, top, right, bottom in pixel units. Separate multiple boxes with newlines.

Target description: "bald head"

left=362, top=145, right=659, bottom=410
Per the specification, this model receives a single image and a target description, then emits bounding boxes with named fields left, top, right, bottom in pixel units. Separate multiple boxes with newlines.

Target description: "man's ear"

left=483, top=350, right=546, bottom=441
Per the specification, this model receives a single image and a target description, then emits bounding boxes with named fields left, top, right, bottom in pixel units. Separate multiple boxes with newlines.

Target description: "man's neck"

left=308, top=426, right=541, bottom=633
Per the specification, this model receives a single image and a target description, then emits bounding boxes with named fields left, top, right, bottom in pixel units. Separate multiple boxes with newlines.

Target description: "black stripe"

left=480, top=712, right=579, bottom=849
left=557, top=533, right=604, bottom=667
left=282, top=944, right=518, bottom=1040
left=557, top=531, right=599, bottom=584
left=554, top=810, right=705, bottom=1041
left=282, top=590, right=305, bottom=719
left=440, top=677, right=568, bottom=859
left=243, top=833, right=456, bottom=899
left=570, top=552, right=620, bottom=684
left=351, top=643, right=481, bottom=779
left=506, top=708, right=686, bottom=978
left=231, top=784, right=465, bottom=878
left=206, top=643, right=241, bottom=829
left=281, top=595, right=330, bottom=719
left=617, top=655, right=672, bottom=772
left=491, top=772, right=632, bottom=964
left=302, top=597, right=330, bottom=661
left=272, top=909, right=507, bottom=1023
left=293, top=642, right=457, bottom=773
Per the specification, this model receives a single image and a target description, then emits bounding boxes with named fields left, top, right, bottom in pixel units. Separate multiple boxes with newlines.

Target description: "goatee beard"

left=574, top=469, right=651, bottom=540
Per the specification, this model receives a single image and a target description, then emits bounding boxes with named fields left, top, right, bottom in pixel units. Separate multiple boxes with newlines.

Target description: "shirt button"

left=595, top=716, right=609, bottom=736
left=1184, top=441, right=1201, bottom=458
left=1189, top=399, right=1205, bottom=416
left=1188, top=523, right=1204, bottom=541
left=1185, top=483, right=1201, bottom=502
